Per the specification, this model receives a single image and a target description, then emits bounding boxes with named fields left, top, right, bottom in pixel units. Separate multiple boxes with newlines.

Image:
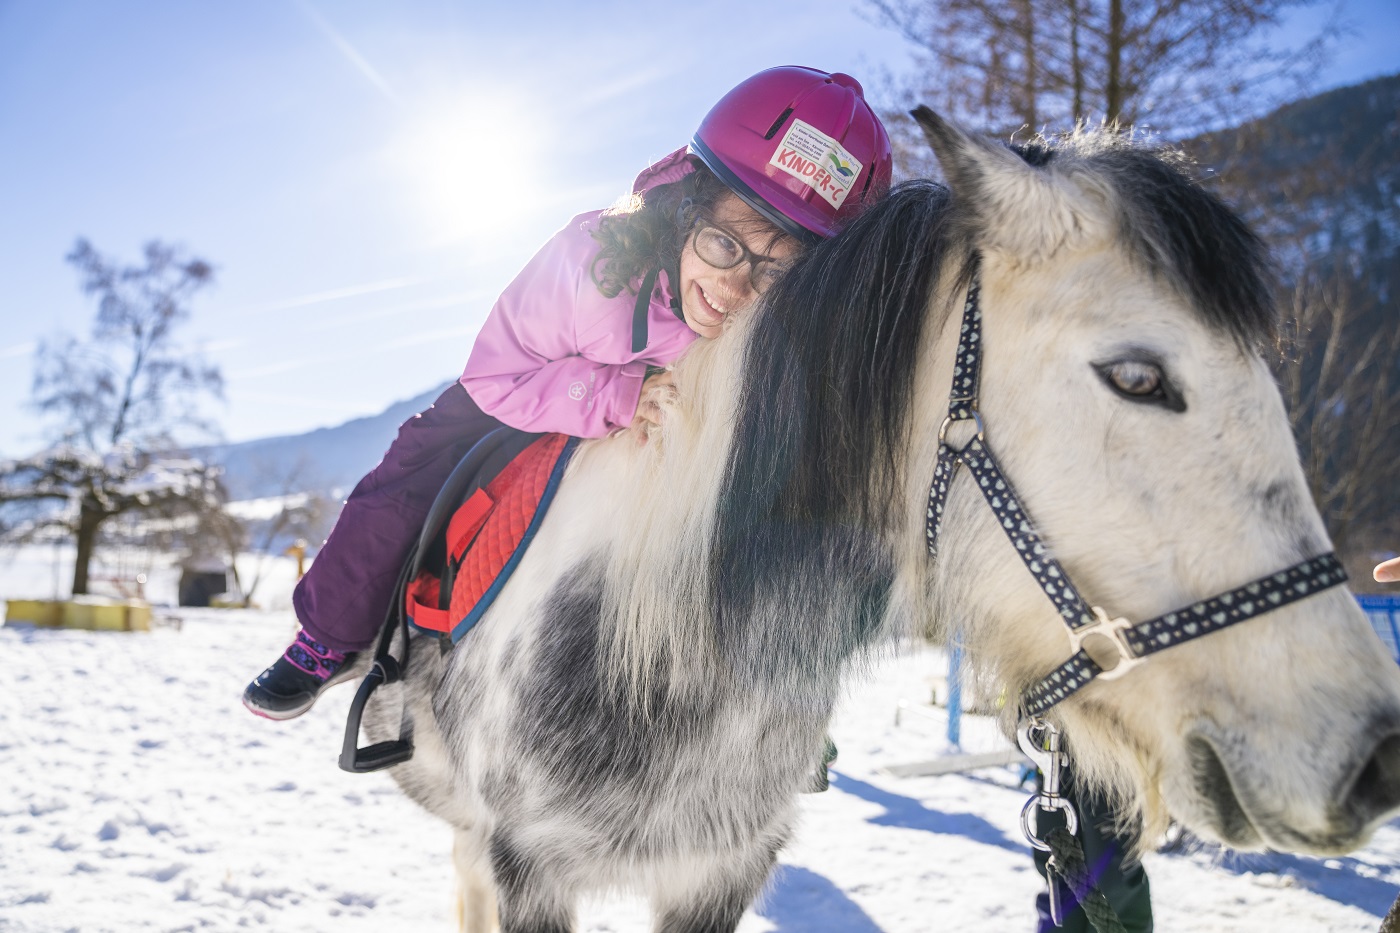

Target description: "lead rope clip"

left=1018, top=717, right=1079, bottom=926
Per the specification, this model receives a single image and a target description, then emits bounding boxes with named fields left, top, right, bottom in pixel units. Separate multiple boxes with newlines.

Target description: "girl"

left=244, top=65, right=892, bottom=720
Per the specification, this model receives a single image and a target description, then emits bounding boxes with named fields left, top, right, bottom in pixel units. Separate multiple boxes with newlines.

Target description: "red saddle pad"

left=405, top=433, right=575, bottom=642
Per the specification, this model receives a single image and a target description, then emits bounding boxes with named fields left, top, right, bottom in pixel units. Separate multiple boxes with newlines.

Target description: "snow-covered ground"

left=3, top=548, right=1399, bottom=932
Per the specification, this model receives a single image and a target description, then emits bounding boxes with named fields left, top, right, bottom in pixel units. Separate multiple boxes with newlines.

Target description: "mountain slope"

left=207, top=383, right=450, bottom=499
left=1188, top=72, right=1400, bottom=280
left=1187, top=74, right=1400, bottom=575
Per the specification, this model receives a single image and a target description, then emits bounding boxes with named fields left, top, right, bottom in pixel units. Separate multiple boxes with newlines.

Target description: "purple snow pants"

left=293, top=382, right=502, bottom=652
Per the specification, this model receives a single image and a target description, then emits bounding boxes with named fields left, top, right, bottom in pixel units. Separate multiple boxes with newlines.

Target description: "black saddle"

left=339, top=426, right=537, bottom=773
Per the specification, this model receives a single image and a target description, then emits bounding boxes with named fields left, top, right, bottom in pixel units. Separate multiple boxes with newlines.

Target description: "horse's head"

left=911, top=109, right=1400, bottom=855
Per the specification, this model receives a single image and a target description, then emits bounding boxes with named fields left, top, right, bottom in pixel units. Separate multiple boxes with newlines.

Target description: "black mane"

left=721, top=180, right=966, bottom=539
left=711, top=180, right=966, bottom=652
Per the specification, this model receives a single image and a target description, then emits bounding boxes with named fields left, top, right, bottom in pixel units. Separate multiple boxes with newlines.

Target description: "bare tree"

left=866, top=0, right=1340, bottom=174
left=872, top=0, right=1395, bottom=580
left=189, top=457, right=333, bottom=606
left=1186, top=76, right=1400, bottom=586
left=1274, top=263, right=1400, bottom=577
left=0, top=239, right=224, bottom=595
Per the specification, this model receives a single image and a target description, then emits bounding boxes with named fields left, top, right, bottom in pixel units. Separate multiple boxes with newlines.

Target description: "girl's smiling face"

left=676, top=193, right=800, bottom=339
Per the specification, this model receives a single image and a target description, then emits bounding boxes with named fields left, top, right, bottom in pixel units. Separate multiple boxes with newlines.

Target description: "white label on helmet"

left=769, top=119, right=863, bottom=210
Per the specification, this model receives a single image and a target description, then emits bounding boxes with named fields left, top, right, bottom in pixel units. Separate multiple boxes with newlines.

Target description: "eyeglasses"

left=690, top=221, right=793, bottom=295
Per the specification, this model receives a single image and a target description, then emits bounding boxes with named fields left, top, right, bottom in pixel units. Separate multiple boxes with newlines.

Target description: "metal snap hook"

left=1021, top=794, right=1079, bottom=851
left=1016, top=718, right=1054, bottom=773
left=1017, top=717, right=1079, bottom=850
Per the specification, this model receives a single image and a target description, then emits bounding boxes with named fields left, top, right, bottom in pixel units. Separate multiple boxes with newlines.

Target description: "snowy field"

left=3, top=548, right=1400, bottom=932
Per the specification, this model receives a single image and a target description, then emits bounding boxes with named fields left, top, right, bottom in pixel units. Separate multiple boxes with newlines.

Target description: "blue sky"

left=2, top=0, right=1396, bottom=457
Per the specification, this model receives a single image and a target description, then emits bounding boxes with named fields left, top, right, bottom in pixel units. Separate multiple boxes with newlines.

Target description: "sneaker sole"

left=242, top=663, right=363, bottom=721
left=242, top=693, right=315, bottom=721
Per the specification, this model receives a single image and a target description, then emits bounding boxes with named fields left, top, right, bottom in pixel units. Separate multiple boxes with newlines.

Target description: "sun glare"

left=384, top=92, right=549, bottom=248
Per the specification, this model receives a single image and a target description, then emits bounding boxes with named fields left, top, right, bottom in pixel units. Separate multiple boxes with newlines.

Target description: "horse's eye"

left=1107, top=361, right=1160, bottom=396
left=1095, top=358, right=1186, bottom=412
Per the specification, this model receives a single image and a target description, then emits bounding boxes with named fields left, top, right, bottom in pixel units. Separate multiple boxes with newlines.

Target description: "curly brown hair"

left=589, top=161, right=733, bottom=299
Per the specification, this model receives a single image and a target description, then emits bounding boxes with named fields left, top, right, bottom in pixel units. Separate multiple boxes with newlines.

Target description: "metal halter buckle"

left=1068, top=606, right=1143, bottom=681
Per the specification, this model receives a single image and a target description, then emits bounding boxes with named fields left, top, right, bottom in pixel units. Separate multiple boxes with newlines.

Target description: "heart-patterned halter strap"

left=924, top=256, right=1348, bottom=717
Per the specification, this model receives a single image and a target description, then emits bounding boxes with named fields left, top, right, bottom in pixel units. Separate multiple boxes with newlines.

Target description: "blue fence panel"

left=1358, top=594, right=1400, bottom=664
left=946, top=643, right=963, bottom=748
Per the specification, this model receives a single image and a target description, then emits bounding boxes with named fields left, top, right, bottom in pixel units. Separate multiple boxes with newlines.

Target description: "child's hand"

left=630, top=369, right=677, bottom=444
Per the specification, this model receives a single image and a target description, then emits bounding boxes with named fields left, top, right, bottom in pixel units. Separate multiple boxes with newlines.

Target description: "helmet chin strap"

left=630, top=267, right=659, bottom=354
left=667, top=204, right=695, bottom=327
left=669, top=261, right=685, bottom=321
left=629, top=198, right=705, bottom=354
left=628, top=262, right=689, bottom=356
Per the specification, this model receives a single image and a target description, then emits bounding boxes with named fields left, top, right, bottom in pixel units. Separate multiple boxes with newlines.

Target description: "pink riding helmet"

left=690, top=66, right=893, bottom=242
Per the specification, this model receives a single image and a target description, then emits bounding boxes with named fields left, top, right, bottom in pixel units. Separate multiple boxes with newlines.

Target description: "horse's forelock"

left=1010, top=135, right=1278, bottom=347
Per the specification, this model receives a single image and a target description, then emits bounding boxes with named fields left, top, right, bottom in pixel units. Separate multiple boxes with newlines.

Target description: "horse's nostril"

left=1187, top=735, right=1258, bottom=845
left=1345, top=733, right=1400, bottom=826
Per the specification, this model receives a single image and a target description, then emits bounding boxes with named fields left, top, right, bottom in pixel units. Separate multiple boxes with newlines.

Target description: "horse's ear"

left=910, top=106, right=1031, bottom=201
left=911, top=106, right=1104, bottom=260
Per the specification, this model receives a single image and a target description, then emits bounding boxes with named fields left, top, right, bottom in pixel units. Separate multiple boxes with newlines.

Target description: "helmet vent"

left=859, top=165, right=875, bottom=200
left=763, top=107, right=795, bottom=140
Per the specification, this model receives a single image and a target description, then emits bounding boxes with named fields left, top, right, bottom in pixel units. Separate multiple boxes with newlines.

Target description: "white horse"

left=361, top=110, right=1400, bottom=932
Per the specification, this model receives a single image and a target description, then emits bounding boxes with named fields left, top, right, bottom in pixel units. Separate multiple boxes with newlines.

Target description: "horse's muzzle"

left=1186, top=722, right=1400, bottom=855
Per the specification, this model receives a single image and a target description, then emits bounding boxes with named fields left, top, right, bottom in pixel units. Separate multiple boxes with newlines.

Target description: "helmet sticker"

left=768, top=119, right=864, bottom=209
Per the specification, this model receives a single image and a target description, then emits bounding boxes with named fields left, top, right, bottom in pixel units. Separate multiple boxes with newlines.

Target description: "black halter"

left=924, top=257, right=1348, bottom=717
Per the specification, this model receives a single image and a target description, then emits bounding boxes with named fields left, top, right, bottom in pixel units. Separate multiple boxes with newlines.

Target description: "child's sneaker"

left=242, top=631, right=358, bottom=720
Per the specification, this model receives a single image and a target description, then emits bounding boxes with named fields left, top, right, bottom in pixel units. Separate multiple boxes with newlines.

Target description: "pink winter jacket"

left=460, top=148, right=699, bottom=437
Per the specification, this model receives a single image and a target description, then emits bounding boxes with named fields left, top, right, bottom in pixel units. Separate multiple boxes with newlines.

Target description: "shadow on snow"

left=829, top=770, right=1025, bottom=855
left=753, top=771, right=1033, bottom=932
left=757, top=864, right=884, bottom=933
left=1180, top=840, right=1400, bottom=918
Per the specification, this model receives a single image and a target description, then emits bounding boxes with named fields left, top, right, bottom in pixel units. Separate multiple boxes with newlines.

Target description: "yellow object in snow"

left=4, top=596, right=151, bottom=632
left=284, top=538, right=308, bottom=579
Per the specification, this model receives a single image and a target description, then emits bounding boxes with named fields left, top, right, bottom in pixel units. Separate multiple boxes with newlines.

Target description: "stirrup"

left=339, top=427, right=525, bottom=774
left=339, top=657, right=414, bottom=772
